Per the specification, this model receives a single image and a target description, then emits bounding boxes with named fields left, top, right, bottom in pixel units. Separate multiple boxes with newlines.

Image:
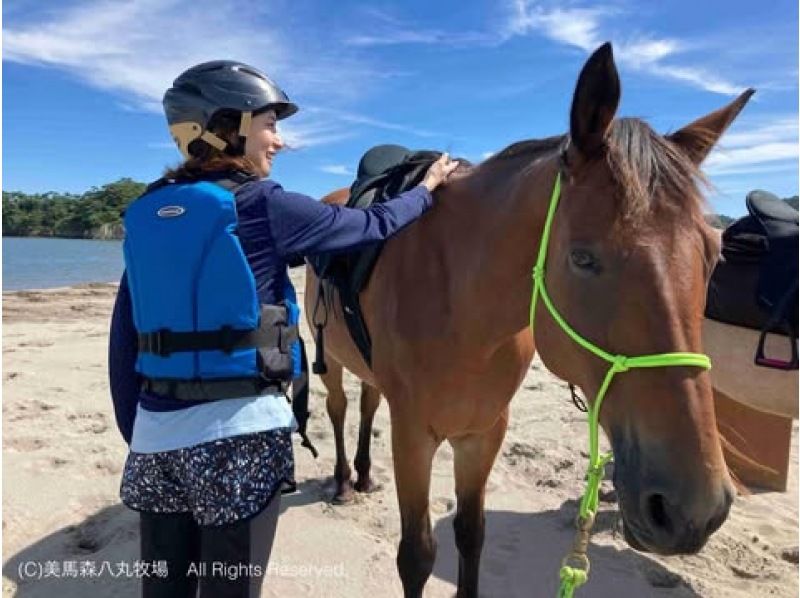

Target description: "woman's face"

left=244, top=109, right=285, bottom=178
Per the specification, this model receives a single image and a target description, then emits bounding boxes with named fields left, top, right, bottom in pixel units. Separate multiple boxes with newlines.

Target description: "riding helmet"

left=163, top=60, right=298, bottom=159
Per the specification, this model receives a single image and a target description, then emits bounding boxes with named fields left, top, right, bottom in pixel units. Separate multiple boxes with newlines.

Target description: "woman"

left=108, top=60, right=457, bottom=598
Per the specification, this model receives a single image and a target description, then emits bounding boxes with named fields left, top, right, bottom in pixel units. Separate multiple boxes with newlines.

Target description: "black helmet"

left=163, top=60, right=298, bottom=159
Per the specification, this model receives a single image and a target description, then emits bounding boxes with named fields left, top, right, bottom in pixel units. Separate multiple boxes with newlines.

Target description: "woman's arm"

left=265, top=153, right=459, bottom=259
left=108, top=272, right=140, bottom=444
left=265, top=182, right=433, bottom=259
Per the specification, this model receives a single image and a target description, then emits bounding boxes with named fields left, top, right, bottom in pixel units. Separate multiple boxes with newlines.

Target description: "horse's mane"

left=489, top=135, right=565, bottom=162
left=482, top=120, right=708, bottom=228
left=606, top=118, right=708, bottom=227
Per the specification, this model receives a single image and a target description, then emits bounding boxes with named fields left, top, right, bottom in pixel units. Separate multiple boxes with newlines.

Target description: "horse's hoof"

left=331, top=481, right=355, bottom=505
left=354, top=478, right=383, bottom=494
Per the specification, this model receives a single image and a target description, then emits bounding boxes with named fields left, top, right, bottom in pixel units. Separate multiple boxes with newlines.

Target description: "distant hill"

left=3, top=178, right=146, bottom=239
left=706, top=214, right=735, bottom=229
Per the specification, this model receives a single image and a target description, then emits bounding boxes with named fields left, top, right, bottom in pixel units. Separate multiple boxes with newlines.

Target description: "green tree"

left=3, top=178, right=146, bottom=239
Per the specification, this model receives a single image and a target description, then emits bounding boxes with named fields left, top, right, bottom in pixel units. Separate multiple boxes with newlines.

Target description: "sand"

left=3, top=270, right=798, bottom=597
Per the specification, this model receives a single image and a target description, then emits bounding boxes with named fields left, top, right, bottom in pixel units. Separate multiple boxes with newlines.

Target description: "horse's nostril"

left=646, top=493, right=674, bottom=535
left=705, top=490, right=733, bottom=536
left=635, top=489, right=731, bottom=553
left=723, top=485, right=735, bottom=510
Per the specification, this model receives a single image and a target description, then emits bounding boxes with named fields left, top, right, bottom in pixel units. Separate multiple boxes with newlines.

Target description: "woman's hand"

left=421, top=153, right=459, bottom=193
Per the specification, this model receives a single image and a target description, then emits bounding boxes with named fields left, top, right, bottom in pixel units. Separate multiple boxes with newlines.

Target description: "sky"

left=2, top=0, right=798, bottom=217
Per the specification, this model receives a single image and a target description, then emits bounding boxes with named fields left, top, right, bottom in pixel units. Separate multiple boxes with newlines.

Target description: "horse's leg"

left=321, top=356, right=354, bottom=504
left=449, top=408, right=509, bottom=598
left=353, top=381, right=382, bottom=493
left=392, top=420, right=440, bottom=598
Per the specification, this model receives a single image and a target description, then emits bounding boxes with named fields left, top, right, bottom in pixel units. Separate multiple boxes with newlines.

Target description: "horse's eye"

left=570, top=248, right=599, bottom=272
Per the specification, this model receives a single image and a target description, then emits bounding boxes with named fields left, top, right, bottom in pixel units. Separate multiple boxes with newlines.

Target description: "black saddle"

left=308, top=145, right=441, bottom=371
left=705, top=190, right=798, bottom=369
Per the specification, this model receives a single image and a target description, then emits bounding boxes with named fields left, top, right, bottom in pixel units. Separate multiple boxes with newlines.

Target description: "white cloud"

left=648, top=64, right=741, bottom=96
left=714, top=116, right=799, bottom=148
left=506, top=3, right=606, bottom=51
left=345, top=30, right=494, bottom=47
left=307, top=107, right=442, bottom=139
left=319, top=164, right=354, bottom=176
left=345, top=2, right=747, bottom=96
left=705, top=116, right=799, bottom=175
left=619, top=39, right=681, bottom=67
left=2, top=0, right=381, bottom=148
left=278, top=118, right=356, bottom=151
left=706, top=143, right=798, bottom=173
left=708, top=161, right=799, bottom=178
left=4, top=0, right=286, bottom=107
left=343, top=8, right=495, bottom=48
left=505, top=1, right=744, bottom=96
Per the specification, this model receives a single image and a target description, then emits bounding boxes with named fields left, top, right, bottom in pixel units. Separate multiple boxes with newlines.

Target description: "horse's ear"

left=569, top=42, right=620, bottom=158
left=667, top=89, right=755, bottom=165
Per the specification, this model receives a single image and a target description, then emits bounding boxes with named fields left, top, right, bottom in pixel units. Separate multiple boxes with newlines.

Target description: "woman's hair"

left=164, top=109, right=259, bottom=181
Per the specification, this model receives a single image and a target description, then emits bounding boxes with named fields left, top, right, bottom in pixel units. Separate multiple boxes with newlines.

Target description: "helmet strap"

left=200, top=130, right=228, bottom=152
left=222, top=110, right=253, bottom=156
left=175, top=110, right=253, bottom=158
left=238, top=111, right=253, bottom=137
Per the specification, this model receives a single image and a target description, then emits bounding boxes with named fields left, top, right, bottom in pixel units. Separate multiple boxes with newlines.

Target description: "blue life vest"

left=123, top=178, right=297, bottom=401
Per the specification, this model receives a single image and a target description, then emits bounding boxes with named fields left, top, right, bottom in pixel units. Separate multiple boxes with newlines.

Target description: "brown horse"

left=305, top=42, right=753, bottom=597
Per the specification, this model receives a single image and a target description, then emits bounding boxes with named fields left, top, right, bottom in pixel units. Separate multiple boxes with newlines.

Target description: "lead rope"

left=529, top=172, right=712, bottom=597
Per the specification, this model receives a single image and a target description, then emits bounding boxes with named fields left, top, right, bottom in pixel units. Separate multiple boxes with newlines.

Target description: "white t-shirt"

left=129, top=394, right=297, bottom=453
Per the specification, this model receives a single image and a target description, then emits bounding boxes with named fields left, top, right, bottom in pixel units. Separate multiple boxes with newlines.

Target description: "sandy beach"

left=3, top=269, right=798, bottom=597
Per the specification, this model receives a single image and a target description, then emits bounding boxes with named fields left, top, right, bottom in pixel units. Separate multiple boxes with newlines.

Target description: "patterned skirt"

left=120, top=427, right=294, bottom=527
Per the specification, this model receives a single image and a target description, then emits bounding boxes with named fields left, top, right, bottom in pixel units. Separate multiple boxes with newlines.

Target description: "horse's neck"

left=427, top=158, right=559, bottom=333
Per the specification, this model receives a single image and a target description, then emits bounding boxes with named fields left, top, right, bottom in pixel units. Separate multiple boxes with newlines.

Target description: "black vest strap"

left=138, top=302, right=299, bottom=358
left=137, top=326, right=298, bottom=357
left=142, top=377, right=284, bottom=401
left=138, top=303, right=299, bottom=400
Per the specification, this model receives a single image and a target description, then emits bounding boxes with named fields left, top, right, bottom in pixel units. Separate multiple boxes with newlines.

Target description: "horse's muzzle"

left=617, top=478, right=734, bottom=555
left=611, top=431, right=734, bottom=556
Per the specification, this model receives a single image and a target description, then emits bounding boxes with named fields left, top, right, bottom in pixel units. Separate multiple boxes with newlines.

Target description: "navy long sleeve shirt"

left=108, top=178, right=432, bottom=444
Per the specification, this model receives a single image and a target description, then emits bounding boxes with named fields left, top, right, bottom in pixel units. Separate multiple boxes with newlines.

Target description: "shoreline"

left=2, top=236, right=123, bottom=241
left=3, top=281, right=120, bottom=295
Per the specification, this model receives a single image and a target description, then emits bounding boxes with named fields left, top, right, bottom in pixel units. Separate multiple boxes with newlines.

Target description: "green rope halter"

left=529, top=171, right=711, bottom=598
